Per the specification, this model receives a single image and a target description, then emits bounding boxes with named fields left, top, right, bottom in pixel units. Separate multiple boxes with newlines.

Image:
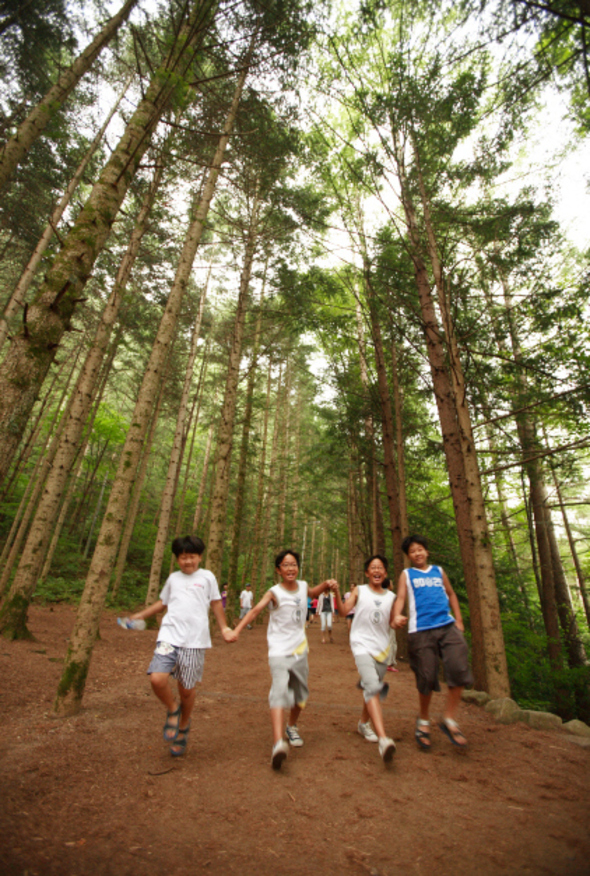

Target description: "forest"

left=0, top=0, right=589, bottom=722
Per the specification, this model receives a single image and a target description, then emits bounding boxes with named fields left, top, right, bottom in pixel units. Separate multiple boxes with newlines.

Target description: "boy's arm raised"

left=233, top=589, right=275, bottom=637
left=335, top=585, right=357, bottom=617
left=307, top=578, right=336, bottom=599
left=442, top=569, right=464, bottom=632
left=392, top=574, right=408, bottom=628
left=130, top=600, right=165, bottom=622
left=211, top=599, right=237, bottom=642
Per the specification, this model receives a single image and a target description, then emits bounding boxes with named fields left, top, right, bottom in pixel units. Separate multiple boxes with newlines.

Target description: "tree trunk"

left=227, top=284, right=265, bottom=590
left=413, top=146, right=509, bottom=697
left=275, top=358, right=292, bottom=549
left=206, top=191, right=261, bottom=580
left=0, top=160, right=163, bottom=635
left=549, top=463, right=590, bottom=628
left=248, top=360, right=273, bottom=590
left=111, top=379, right=166, bottom=600
left=53, top=52, right=252, bottom=715
left=255, top=363, right=283, bottom=592
left=0, top=76, right=132, bottom=354
left=0, top=0, right=218, bottom=482
left=40, top=337, right=117, bottom=586
left=145, top=278, right=208, bottom=603
left=0, top=0, right=138, bottom=192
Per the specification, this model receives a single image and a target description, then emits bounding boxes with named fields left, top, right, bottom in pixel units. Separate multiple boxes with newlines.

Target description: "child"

left=233, top=549, right=335, bottom=769
left=393, top=534, right=473, bottom=750
left=334, top=555, right=398, bottom=763
left=128, top=535, right=235, bottom=756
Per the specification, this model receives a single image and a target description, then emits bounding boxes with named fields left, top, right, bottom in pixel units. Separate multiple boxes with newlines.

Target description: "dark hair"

left=275, top=549, right=300, bottom=569
left=401, top=534, right=428, bottom=555
left=364, top=554, right=389, bottom=572
left=382, top=577, right=392, bottom=590
left=172, top=535, right=205, bottom=557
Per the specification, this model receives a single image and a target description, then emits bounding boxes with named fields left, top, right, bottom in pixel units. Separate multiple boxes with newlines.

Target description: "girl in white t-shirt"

left=233, top=549, right=336, bottom=770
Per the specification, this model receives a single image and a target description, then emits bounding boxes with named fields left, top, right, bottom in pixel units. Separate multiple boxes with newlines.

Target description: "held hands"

left=222, top=627, right=238, bottom=643
left=391, top=614, right=408, bottom=629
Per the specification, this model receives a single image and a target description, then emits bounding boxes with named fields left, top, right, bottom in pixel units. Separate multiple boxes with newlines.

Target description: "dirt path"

left=0, top=605, right=589, bottom=876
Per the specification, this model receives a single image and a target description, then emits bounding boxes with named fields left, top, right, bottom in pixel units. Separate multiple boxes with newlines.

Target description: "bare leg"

left=365, top=695, right=386, bottom=739
left=441, top=686, right=467, bottom=745
left=289, top=704, right=302, bottom=727
left=150, top=673, right=176, bottom=712
left=271, top=707, right=284, bottom=744
left=418, top=691, right=433, bottom=721
left=177, top=680, right=196, bottom=730
left=444, top=685, right=464, bottom=722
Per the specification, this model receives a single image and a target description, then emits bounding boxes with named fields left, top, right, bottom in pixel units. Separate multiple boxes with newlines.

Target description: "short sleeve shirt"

left=158, top=568, right=221, bottom=648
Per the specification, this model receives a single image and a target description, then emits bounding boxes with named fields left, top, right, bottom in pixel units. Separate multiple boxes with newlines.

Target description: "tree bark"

left=0, top=0, right=218, bottom=483
left=412, top=145, right=509, bottom=697
left=227, top=284, right=265, bottom=590
left=53, top=51, right=252, bottom=715
left=206, top=191, right=261, bottom=580
left=0, top=0, right=138, bottom=192
left=0, top=160, right=163, bottom=636
left=0, top=76, right=133, bottom=353
left=145, top=277, right=208, bottom=603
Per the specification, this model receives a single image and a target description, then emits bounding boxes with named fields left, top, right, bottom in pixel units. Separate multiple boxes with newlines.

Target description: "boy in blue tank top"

left=393, top=535, right=473, bottom=750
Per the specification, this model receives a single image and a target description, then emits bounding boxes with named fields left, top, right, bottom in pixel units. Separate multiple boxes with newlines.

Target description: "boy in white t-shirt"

left=233, top=549, right=336, bottom=769
left=129, top=535, right=236, bottom=756
left=334, top=555, right=404, bottom=763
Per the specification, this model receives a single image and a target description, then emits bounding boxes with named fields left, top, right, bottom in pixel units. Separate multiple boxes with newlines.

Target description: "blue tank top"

left=405, top=565, right=454, bottom=633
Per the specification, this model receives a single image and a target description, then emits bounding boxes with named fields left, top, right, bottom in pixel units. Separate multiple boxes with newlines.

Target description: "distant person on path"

left=334, top=555, right=399, bottom=764
left=233, top=549, right=336, bottom=770
left=319, top=587, right=335, bottom=643
left=128, top=535, right=236, bottom=756
left=239, top=583, right=254, bottom=629
left=393, top=534, right=472, bottom=751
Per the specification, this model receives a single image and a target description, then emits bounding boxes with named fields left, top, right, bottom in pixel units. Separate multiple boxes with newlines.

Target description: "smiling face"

left=365, top=558, right=387, bottom=589
left=277, top=553, right=299, bottom=587
left=176, top=551, right=202, bottom=575
left=407, top=541, right=429, bottom=570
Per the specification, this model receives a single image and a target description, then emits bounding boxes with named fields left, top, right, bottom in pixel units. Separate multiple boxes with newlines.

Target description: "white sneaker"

left=357, top=720, right=379, bottom=743
left=271, top=739, right=288, bottom=769
left=379, top=736, right=396, bottom=762
left=285, top=725, right=304, bottom=747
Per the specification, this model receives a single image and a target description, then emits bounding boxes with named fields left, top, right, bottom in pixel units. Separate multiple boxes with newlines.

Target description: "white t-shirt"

left=240, top=588, right=253, bottom=610
left=267, top=580, right=308, bottom=658
left=158, top=568, right=221, bottom=648
left=349, top=585, right=395, bottom=661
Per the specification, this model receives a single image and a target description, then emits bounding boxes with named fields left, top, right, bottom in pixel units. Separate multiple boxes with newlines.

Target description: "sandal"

left=163, top=705, right=181, bottom=742
left=439, top=717, right=467, bottom=748
left=415, top=718, right=431, bottom=751
left=170, top=723, right=191, bottom=757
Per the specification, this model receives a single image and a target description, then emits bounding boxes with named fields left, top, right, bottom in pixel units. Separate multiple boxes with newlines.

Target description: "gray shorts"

left=147, top=641, right=205, bottom=690
left=354, top=653, right=388, bottom=703
left=268, top=652, right=309, bottom=709
left=408, top=623, right=473, bottom=695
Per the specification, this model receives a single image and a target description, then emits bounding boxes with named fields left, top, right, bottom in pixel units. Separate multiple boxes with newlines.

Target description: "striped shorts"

left=147, top=641, right=205, bottom=690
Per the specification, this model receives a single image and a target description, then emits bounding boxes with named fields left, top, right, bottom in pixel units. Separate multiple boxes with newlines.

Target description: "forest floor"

left=1, top=605, right=589, bottom=876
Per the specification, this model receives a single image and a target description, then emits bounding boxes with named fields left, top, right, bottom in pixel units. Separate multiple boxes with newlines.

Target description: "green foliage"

left=503, top=610, right=590, bottom=719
